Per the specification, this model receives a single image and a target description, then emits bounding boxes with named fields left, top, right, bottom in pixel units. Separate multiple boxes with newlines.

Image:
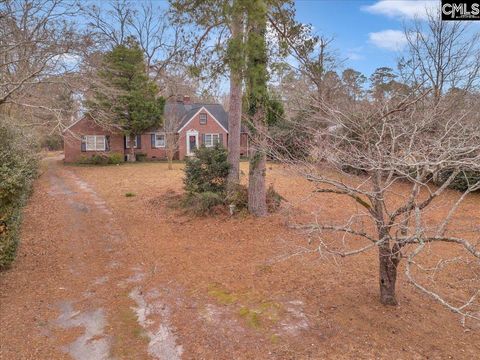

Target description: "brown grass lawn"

left=1, top=158, right=480, bottom=359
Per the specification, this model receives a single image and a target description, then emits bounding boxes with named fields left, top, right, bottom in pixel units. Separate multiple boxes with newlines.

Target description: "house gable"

left=63, top=116, right=84, bottom=132
left=64, top=115, right=116, bottom=135
left=63, top=115, right=126, bottom=163
left=177, top=106, right=228, bottom=134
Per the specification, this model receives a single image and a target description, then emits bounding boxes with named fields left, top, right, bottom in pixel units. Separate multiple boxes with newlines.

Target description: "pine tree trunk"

left=378, top=244, right=398, bottom=305
left=245, top=0, right=268, bottom=217
left=227, top=69, right=242, bottom=187
left=248, top=144, right=267, bottom=217
left=227, top=10, right=243, bottom=191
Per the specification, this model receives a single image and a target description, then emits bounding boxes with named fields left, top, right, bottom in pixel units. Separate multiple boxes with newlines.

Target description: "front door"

left=189, top=135, right=197, bottom=152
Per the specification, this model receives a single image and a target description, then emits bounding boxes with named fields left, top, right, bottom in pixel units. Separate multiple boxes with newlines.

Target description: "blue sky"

left=295, top=0, right=438, bottom=77
left=83, top=1, right=441, bottom=85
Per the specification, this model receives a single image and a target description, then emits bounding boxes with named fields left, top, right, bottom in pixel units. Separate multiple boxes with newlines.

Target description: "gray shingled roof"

left=164, top=102, right=229, bottom=132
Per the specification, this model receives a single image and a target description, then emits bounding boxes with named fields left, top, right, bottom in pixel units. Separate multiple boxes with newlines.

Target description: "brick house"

left=63, top=97, right=249, bottom=163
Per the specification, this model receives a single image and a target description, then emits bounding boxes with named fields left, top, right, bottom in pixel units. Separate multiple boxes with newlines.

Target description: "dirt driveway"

left=0, top=157, right=182, bottom=359
left=1, top=156, right=480, bottom=359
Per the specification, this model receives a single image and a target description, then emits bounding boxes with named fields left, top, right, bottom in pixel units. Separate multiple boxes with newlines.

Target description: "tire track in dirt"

left=129, top=286, right=184, bottom=360
left=49, top=161, right=184, bottom=359
left=0, top=157, right=183, bottom=359
left=47, top=162, right=123, bottom=359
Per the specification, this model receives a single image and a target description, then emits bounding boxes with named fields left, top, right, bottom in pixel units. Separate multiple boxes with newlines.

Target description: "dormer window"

left=199, top=113, right=207, bottom=125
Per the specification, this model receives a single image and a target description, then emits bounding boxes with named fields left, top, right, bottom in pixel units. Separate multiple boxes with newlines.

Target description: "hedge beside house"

left=0, top=118, right=38, bottom=269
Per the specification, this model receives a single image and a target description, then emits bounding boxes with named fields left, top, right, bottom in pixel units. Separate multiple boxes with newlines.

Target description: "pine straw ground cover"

left=1, top=159, right=480, bottom=359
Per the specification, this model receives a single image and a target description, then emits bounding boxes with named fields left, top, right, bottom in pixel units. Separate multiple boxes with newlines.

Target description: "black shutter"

left=124, top=136, right=127, bottom=149
left=201, top=133, right=205, bottom=146
left=151, top=134, right=156, bottom=148
left=219, top=133, right=223, bottom=146
left=136, top=135, right=142, bottom=149
left=105, top=135, right=110, bottom=151
left=81, top=136, right=86, bottom=152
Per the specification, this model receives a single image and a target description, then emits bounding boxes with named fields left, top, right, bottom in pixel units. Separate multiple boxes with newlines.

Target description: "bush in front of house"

left=78, top=154, right=107, bottom=165
left=182, top=145, right=230, bottom=215
left=135, top=153, right=147, bottom=162
left=0, top=118, right=38, bottom=269
left=225, top=183, right=249, bottom=210
left=225, top=183, right=284, bottom=213
left=184, top=144, right=230, bottom=194
left=78, top=153, right=124, bottom=165
left=182, top=191, right=224, bottom=216
left=108, top=153, right=124, bottom=164
left=182, top=145, right=284, bottom=216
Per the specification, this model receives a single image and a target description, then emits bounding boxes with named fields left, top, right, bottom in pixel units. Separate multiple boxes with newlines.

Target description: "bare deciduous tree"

left=81, top=0, right=132, bottom=47
left=169, top=0, right=247, bottom=190
left=82, top=0, right=185, bottom=82
left=402, top=10, right=480, bottom=100
left=0, top=0, right=80, bottom=128
left=268, top=11, right=343, bottom=104
left=270, top=92, right=480, bottom=322
left=164, top=100, right=182, bottom=170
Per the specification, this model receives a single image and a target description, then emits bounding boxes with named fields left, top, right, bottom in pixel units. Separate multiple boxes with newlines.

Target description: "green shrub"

left=0, top=122, right=38, bottom=210
left=78, top=155, right=91, bottom=164
left=0, top=207, right=22, bottom=269
left=437, top=170, right=480, bottom=192
left=108, top=152, right=124, bottom=164
left=182, top=144, right=283, bottom=216
left=91, top=154, right=109, bottom=165
left=77, top=154, right=108, bottom=165
left=225, top=183, right=284, bottom=213
left=78, top=153, right=124, bottom=165
left=182, top=191, right=224, bottom=216
left=184, top=144, right=230, bottom=194
left=266, top=184, right=284, bottom=212
left=136, top=153, right=147, bottom=162
left=125, top=192, right=136, bottom=197
left=0, top=118, right=38, bottom=269
left=226, top=183, right=249, bottom=210
left=40, top=133, right=63, bottom=150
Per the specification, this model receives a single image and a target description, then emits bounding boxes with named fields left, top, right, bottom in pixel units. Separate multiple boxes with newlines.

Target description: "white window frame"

left=155, top=133, right=166, bottom=148
left=204, top=133, right=220, bottom=147
left=199, top=113, right=207, bottom=125
left=85, top=135, right=106, bottom=151
left=125, top=136, right=138, bottom=149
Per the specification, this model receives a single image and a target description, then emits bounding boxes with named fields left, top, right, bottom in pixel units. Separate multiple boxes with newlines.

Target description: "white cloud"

left=52, top=53, right=81, bottom=69
left=363, top=0, right=437, bottom=20
left=348, top=52, right=365, bottom=61
left=368, top=30, right=407, bottom=51
left=346, top=47, right=365, bottom=61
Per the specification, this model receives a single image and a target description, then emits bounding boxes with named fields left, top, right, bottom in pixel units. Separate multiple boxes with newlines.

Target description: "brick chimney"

left=183, top=95, right=191, bottom=104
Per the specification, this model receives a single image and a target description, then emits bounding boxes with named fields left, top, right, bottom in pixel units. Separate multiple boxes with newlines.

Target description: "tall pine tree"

left=89, top=38, right=165, bottom=162
left=169, top=0, right=246, bottom=188
left=246, top=0, right=268, bottom=216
